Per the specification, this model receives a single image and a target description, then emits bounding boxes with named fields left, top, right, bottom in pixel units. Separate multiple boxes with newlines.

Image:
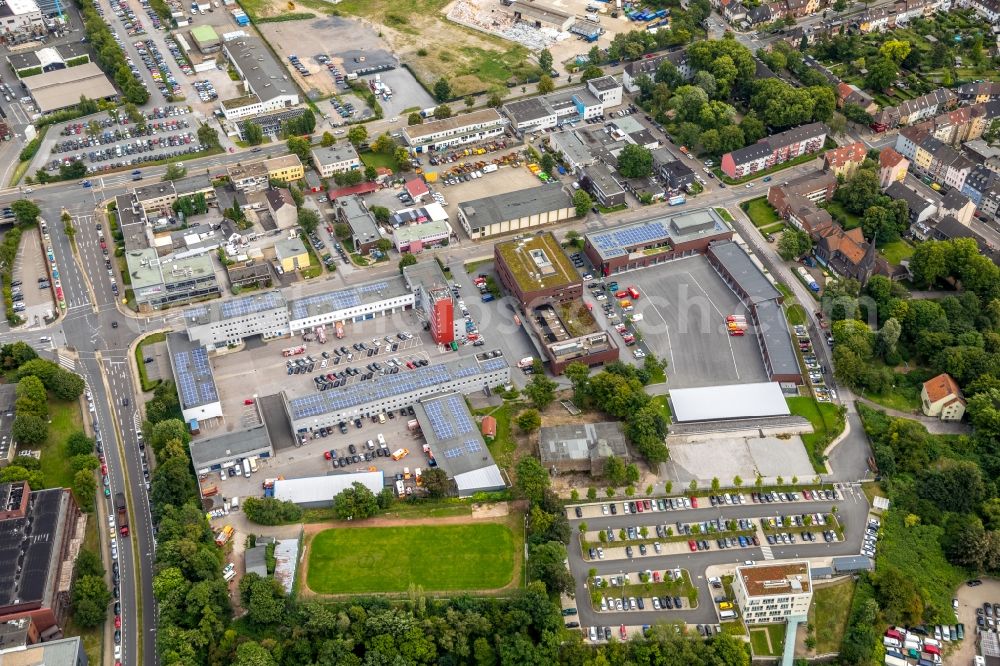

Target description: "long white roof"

left=273, top=472, right=384, bottom=504
left=670, top=382, right=790, bottom=422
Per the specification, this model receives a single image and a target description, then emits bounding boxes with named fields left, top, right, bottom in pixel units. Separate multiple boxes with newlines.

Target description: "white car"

left=745, top=182, right=755, bottom=188
left=583, top=273, right=593, bottom=280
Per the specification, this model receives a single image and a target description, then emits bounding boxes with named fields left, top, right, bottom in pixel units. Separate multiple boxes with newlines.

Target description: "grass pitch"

left=307, top=523, right=515, bottom=593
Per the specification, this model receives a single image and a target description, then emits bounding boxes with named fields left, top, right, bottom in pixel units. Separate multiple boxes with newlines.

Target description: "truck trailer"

left=115, top=492, right=129, bottom=536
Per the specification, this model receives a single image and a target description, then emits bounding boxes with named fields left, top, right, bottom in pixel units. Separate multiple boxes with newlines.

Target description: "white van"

left=719, top=610, right=737, bottom=620
left=230, top=496, right=239, bottom=510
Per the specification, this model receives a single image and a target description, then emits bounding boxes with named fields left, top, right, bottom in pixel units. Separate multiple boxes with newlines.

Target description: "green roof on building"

left=191, top=25, right=220, bottom=45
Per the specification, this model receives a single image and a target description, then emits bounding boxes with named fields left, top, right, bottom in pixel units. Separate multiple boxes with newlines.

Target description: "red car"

left=688, top=540, right=697, bottom=552
left=244, top=399, right=254, bottom=405
left=101, top=464, right=108, bottom=475
left=636, top=501, right=643, bottom=513
left=643, top=500, right=651, bottom=511
left=100, top=241, right=106, bottom=249
left=114, top=615, right=121, bottom=628
left=620, top=624, right=627, bottom=640
left=690, top=496, right=699, bottom=508
left=323, top=451, right=332, bottom=460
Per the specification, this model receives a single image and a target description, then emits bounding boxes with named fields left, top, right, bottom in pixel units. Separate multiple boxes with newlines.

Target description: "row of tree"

left=76, top=0, right=148, bottom=104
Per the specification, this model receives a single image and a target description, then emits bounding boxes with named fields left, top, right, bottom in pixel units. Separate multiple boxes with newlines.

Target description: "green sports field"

left=306, top=523, right=516, bottom=593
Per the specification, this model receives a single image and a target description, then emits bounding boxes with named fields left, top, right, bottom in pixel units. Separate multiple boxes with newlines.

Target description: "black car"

left=574, top=507, right=582, bottom=518
left=348, top=443, right=357, bottom=454
left=115, top=630, right=121, bottom=644
left=354, top=418, right=363, bottom=428
left=674, top=596, right=682, bottom=608
left=565, top=621, right=580, bottom=628
left=114, top=601, right=121, bottom=615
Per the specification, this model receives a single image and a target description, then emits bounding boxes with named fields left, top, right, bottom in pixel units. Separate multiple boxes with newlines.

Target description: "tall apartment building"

left=733, top=562, right=813, bottom=624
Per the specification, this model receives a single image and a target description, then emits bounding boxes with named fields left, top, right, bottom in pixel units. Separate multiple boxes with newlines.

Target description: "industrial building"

left=706, top=241, right=800, bottom=384
left=733, top=562, right=812, bottom=625
left=285, top=277, right=414, bottom=334
left=7, top=43, right=89, bottom=76
left=391, top=204, right=451, bottom=253
left=502, top=78, right=623, bottom=134
left=668, top=383, right=791, bottom=422
left=0, top=0, right=43, bottom=34
left=457, top=183, right=575, bottom=239
left=21, top=63, right=117, bottom=114
left=401, top=108, right=508, bottom=152
left=166, top=332, right=222, bottom=425
left=0, top=482, right=83, bottom=639
left=274, top=237, right=310, bottom=273
left=583, top=208, right=733, bottom=275
left=538, top=422, right=629, bottom=475
left=281, top=352, right=510, bottom=437
left=189, top=421, right=273, bottom=474
left=412, top=393, right=505, bottom=497
left=494, top=231, right=582, bottom=310
left=190, top=24, right=220, bottom=53
left=403, top=261, right=458, bottom=345
left=505, top=0, right=574, bottom=30
left=219, top=34, right=300, bottom=121
left=273, top=472, right=385, bottom=509
left=183, top=290, right=289, bottom=349
left=495, top=232, right=618, bottom=373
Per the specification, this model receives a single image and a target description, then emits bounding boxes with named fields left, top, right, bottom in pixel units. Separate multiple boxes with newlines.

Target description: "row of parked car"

left=52, top=118, right=191, bottom=154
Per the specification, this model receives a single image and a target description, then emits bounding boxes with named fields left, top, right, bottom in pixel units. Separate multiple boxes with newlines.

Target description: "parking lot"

left=626, top=257, right=773, bottom=388
left=665, top=435, right=816, bottom=486
left=35, top=107, right=206, bottom=176
left=192, top=316, right=463, bottom=500
left=434, top=165, right=541, bottom=230
left=564, top=485, right=873, bottom=634
left=9, top=227, right=56, bottom=326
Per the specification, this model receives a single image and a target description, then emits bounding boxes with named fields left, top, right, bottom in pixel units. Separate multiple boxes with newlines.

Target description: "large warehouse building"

left=166, top=332, right=223, bottom=425
left=183, top=290, right=289, bottom=349
left=21, top=63, right=117, bottom=114
left=282, top=351, right=510, bottom=437
left=583, top=208, right=733, bottom=276
left=706, top=241, right=800, bottom=384
left=457, top=183, right=575, bottom=239
left=412, top=393, right=505, bottom=497
left=401, top=108, right=508, bottom=152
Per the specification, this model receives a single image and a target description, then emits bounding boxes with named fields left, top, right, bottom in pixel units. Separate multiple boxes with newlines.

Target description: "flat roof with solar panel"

left=286, top=277, right=410, bottom=323
left=184, top=290, right=287, bottom=328
left=412, top=393, right=499, bottom=479
left=166, top=333, right=220, bottom=410
left=586, top=208, right=729, bottom=261
left=284, top=352, right=510, bottom=427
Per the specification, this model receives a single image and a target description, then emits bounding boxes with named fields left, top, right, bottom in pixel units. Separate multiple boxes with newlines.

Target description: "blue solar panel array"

left=590, top=221, right=670, bottom=259
left=288, top=353, right=510, bottom=421
left=289, top=282, right=390, bottom=320
left=175, top=347, right=218, bottom=408
left=220, top=291, right=284, bottom=319
left=423, top=395, right=475, bottom=441
left=444, top=439, right=483, bottom=459
left=480, top=357, right=509, bottom=373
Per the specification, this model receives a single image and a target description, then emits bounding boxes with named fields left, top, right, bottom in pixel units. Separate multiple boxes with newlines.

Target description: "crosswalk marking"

left=760, top=543, right=775, bottom=560
left=58, top=354, right=75, bottom=372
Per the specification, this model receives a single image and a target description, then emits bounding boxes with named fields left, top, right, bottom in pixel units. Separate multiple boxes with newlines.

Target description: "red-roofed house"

left=921, top=373, right=965, bottom=421
left=481, top=415, right=496, bottom=441
left=836, top=82, right=877, bottom=115
left=405, top=177, right=430, bottom=202
left=375, top=167, right=394, bottom=183
left=328, top=182, right=378, bottom=201
left=878, top=147, right=909, bottom=189
left=823, top=141, right=868, bottom=179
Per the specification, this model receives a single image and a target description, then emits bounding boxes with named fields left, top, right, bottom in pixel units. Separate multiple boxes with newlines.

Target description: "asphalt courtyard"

left=626, top=256, right=771, bottom=389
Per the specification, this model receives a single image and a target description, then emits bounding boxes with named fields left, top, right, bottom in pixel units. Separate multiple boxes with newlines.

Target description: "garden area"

left=741, top=197, right=779, bottom=228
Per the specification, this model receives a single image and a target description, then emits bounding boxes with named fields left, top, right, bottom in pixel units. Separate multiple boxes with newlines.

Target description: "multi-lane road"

left=0, top=140, right=291, bottom=666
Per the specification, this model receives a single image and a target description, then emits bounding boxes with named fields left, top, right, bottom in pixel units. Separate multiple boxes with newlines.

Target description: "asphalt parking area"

left=664, top=436, right=816, bottom=486
left=627, top=257, right=771, bottom=389
left=11, top=227, right=55, bottom=326
left=358, top=68, right=435, bottom=119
